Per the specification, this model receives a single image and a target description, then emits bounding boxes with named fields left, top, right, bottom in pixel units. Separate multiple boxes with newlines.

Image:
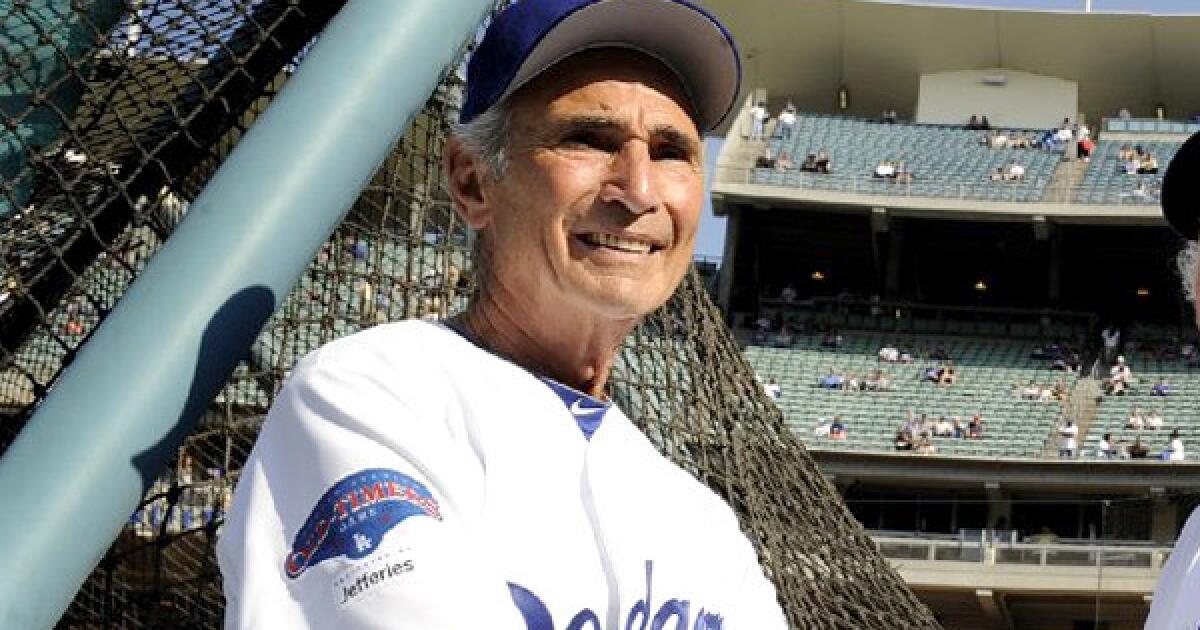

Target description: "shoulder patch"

left=285, top=468, right=442, bottom=579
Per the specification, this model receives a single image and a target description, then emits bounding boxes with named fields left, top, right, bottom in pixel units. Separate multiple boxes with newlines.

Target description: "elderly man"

left=217, top=1, right=787, bottom=628
left=1146, top=131, right=1200, bottom=628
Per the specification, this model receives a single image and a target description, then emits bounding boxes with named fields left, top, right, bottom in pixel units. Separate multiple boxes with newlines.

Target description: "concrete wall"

left=916, top=68, right=1078, bottom=129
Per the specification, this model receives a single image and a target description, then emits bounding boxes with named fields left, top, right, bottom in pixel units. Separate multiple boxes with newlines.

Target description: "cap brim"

left=1163, top=131, right=1200, bottom=240
left=498, top=0, right=740, bottom=133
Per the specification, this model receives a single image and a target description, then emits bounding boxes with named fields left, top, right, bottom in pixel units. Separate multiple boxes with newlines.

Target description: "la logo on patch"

left=285, top=468, right=441, bottom=579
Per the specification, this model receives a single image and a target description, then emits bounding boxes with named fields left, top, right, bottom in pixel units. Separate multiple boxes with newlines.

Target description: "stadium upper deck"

left=701, top=0, right=1200, bottom=127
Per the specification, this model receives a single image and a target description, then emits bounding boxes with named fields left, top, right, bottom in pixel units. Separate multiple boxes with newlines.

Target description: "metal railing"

left=872, top=533, right=1171, bottom=569
left=715, top=166, right=1164, bottom=207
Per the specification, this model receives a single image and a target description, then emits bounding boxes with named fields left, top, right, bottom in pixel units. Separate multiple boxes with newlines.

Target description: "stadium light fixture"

left=811, top=270, right=826, bottom=281
left=974, top=280, right=988, bottom=292
left=1137, top=288, right=1151, bottom=297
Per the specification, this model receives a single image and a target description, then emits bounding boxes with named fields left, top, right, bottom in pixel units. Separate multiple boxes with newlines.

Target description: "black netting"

left=0, top=2, right=938, bottom=628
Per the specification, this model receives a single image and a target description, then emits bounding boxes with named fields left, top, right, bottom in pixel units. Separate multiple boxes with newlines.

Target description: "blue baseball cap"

left=460, top=0, right=741, bottom=133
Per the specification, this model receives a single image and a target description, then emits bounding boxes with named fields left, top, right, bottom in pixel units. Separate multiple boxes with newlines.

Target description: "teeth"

left=584, top=233, right=653, bottom=253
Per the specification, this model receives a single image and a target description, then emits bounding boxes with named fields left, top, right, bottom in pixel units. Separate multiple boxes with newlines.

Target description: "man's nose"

left=600, top=141, right=660, bottom=215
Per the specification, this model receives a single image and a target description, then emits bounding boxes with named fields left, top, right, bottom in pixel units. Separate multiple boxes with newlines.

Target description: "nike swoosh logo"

left=569, top=399, right=606, bottom=416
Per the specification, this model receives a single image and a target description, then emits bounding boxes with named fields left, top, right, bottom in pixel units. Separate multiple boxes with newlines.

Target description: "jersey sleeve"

left=216, top=342, right=522, bottom=629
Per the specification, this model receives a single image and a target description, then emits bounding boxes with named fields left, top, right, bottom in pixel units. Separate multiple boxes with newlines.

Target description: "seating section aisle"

left=750, top=114, right=1059, bottom=202
left=744, top=333, right=1067, bottom=458
left=1076, top=140, right=1182, bottom=205
left=1083, top=354, right=1200, bottom=461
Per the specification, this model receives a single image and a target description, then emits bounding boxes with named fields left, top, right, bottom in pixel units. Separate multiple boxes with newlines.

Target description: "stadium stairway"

left=1042, top=159, right=1088, bottom=204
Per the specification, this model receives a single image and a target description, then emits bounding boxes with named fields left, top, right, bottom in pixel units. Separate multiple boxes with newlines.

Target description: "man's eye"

left=653, top=144, right=690, bottom=162
left=561, top=132, right=610, bottom=150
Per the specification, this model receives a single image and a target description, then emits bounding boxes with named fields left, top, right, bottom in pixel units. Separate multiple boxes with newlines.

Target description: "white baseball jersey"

left=1146, top=506, right=1200, bottom=630
left=217, top=320, right=787, bottom=629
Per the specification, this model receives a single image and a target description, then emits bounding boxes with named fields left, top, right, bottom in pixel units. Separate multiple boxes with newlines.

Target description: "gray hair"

left=451, top=100, right=512, bottom=177
left=1179, top=240, right=1200, bottom=304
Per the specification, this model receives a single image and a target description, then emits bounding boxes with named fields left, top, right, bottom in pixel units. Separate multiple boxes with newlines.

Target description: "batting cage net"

left=0, top=1, right=938, bottom=628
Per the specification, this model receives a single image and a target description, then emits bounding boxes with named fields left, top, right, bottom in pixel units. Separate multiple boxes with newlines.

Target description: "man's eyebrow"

left=650, top=125, right=701, bottom=155
left=551, top=116, right=700, bottom=150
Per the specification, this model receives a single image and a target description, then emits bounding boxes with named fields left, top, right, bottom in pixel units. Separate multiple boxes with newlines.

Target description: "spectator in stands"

left=967, top=414, right=985, bottom=439
left=762, top=376, right=782, bottom=401
left=830, top=416, right=848, bottom=440
left=953, top=416, right=967, bottom=439
left=1151, top=379, right=1172, bottom=396
left=1130, top=436, right=1150, bottom=459
left=1126, top=406, right=1145, bottom=430
left=780, top=284, right=798, bottom=302
left=915, top=433, right=937, bottom=455
left=749, top=101, right=767, bottom=140
left=1057, top=418, right=1079, bottom=457
left=754, top=146, right=775, bottom=169
left=1101, top=325, right=1122, bottom=363
left=864, top=369, right=891, bottom=392
left=1146, top=409, right=1164, bottom=430
left=1118, top=145, right=1135, bottom=162
left=1052, top=379, right=1068, bottom=401
left=773, top=325, right=795, bottom=348
left=775, top=151, right=794, bottom=171
left=882, top=106, right=898, bottom=124
left=1078, top=136, right=1095, bottom=161
left=934, top=417, right=954, bottom=437
left=967, top=114, right=981, bottom=130
left=777, top=103, right=797, bottom=140
left=800, top=153, right=818, bottom=172
left=819, top=369, right=845, bottom=389
left=980, top=116, right=992, bottom=130
left=844, top=372, right=861, bottom=392
left=1163, top=429, right=1186, bottom=461
left=1106, top=356, right=1133, bottom=395
left=878, top=345, right=900, bottom=362
left=894, top=427, right=913, bottom=450
left=1140, top=153, right=1160, bottom=175
left=1097, top=433, right=1116, bottom=459
left=1118, top=107, right=1132, bottom=120
left=815, top=149, right=832, bottom=174
left=937, top=361, right=958, bottom=386
left=813, top=416, right=832, bottom=437
left=872, top=161, right=895, bottom=179
left=901, top=410, right=920, bottom=436
left=895, top=161, right=914, bottom=184
left=821, top=330, right=843, bottom=348
left=922, top=365, right=941, bottom=383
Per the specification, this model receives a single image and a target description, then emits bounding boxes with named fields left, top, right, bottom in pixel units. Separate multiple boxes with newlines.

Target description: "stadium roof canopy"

left=701, top=0, right=1200, bottom=126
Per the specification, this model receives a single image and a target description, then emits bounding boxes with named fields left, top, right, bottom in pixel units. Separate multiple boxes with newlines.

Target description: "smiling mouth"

left=578, top=233, right=663, bottom=254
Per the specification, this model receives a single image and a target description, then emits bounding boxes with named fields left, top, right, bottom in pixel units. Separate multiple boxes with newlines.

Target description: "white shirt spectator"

left=878, top=346, right=899, bottom=362
left=778, top=109, right=796, bottom=129
left=1146, top=411, right=1164, bottom=430
left=749, top=103, right=768, bottom=140
left=813, top=419, right=832, bottom=437
left=1127, top=409, right=1144, bottom=430
left=1165, top=437, right=1186, bottom=461
left=762, top=380, right=781, bottom=401
left=1118, top=107, right=1132, bottom=120
left=1009, top=163, right=1025, bottom=179
left=1058, top=421, right=1079, bottom=454
left=1096, top=436, right=1115, bottom=458
left=1055, top=127, right=1073, bottom=142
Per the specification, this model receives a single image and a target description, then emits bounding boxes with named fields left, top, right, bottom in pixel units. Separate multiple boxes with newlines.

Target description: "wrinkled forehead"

left=505, top=48, right=701, bottom=134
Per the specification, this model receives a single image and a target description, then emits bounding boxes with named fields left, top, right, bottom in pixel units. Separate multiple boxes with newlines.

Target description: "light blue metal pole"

left=0, top=0, right=493, bottom=626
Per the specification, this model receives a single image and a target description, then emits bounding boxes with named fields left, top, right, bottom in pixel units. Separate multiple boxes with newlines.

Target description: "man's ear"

left=444, top=136, right=494, bottom=230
